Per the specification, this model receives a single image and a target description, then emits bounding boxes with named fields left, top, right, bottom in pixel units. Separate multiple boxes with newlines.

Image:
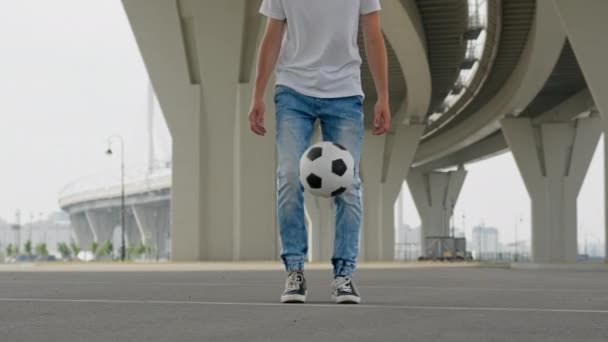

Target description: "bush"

left=6, top=243, right=14, bottom=257
left=96, top=241, right=113, bottom=258
left=24, top=240, right=32, bottom=256
left=57, top=242, right=71, bottom=260
left=35, top=243, right=49, bottom=257
left=90, top=241, right=99, bottom=256
left=70, top=241, right=81, bottom=259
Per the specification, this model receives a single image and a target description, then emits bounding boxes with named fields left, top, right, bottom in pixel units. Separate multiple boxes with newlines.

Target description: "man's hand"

left=373, top=100, right=391, bottom=135
left=248, top=17, right=284, bottom=137
left=362, top=12, right=390, bottom=135
left=249, top=98, right=266, bottom=136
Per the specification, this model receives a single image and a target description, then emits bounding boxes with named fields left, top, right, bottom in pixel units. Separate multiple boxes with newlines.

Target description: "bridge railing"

left=58, top=162, right=172, bottom=208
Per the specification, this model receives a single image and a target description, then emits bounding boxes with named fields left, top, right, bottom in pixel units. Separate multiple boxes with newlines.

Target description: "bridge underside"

left=101, top=0, right=608, bottom=263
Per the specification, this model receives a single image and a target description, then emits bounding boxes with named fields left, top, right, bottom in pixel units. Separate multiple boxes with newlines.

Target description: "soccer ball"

left=299, top=141, right=355, bottom=197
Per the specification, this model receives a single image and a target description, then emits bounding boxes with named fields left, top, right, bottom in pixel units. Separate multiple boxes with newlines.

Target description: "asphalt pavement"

left=0, top=263, right=607, bottom=342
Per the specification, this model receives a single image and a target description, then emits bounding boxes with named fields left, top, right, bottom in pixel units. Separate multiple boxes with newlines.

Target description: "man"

left=249, top=0, right=390, bottom=304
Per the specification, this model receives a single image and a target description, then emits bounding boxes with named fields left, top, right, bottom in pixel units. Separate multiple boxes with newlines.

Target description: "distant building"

left=395, top=224, right=421, bottom=260
left=471, top=225, right=499, bottom=256
left=0, top=212, right=73, bottom=256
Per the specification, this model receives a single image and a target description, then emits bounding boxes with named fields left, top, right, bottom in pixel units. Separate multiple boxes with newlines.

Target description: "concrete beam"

left=414, top=0, right=567, bottom=167
left=501, top=117, right=602, bottom=262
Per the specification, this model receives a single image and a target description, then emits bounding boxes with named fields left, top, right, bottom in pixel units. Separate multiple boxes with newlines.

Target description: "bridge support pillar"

left=361, top=124, right=425, bottom=261
left=124, top=1, right=258, bottom=261
left=553, top=0, right=608, bottom=261
left=132, top=203, right=171, bottom=260
left=407, top=166, right=467, bottom=257
left=501, top=117, right=601, bottom=263
left=85, top=209, right=142, bottom=251
left=232, top=82, right=278, bottom=261
left=84, top=210, right=115, bottom=245
left=69, top=212, right=95, bottom=251
left=304, top=194, right=334, bottom=263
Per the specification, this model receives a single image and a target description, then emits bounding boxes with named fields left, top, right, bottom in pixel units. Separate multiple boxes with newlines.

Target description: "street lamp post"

left=106, top=135, right=126, bottom=261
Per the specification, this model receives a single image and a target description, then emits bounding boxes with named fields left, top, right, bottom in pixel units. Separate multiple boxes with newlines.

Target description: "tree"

left=24, top=240, right=32, bottom=256
left=57, top=242, right=71, bottom=260
left=70, top=241, right=81, bottom=259
left=6, top=243, right=14, bottom=257
left=35, top=243, right=49, bottom=257
left=96, top=241, right=113, bottom=258
left=127, top=244, right=137, bottom=260
left=136, top=242, right=147, bottom=256
left=90, top=241, right=99, bottom=257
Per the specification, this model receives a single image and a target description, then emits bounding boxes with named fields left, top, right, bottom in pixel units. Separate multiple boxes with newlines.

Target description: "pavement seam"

left=0, top=297, right=607, bottom=314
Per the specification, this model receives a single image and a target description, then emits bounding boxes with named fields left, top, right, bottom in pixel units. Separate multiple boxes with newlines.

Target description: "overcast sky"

left=0, top=0, right=170, bottom=223
left=0, top=1, right=604, bottom=250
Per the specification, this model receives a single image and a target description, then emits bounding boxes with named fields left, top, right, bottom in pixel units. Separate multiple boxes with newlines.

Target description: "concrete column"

left=168, top=87, right=202, bottom=261
left=132, top=204, right=169, bottom=260
left=130, top=205, right=151, bottom=245
left=191, top=2, right=246, bottom=260
left=122, top=0, right=203, bottom=260
left=553, top=0, right=608, bottom=261
left=84, top=210, right=117, bottom=244
left=123, top=0, right=251, bottom=260
left=86, top=208, right=141, bottom=249
left=69, top=212, right=95, bottom=250
left=502, top=117, right=602, bottom=263
left=407, top=167, right=467, bottom=256
left=304, top=194, right=334, bottom=262
left=125, top=209, right=142, bottom=248
left=361, top=134, right=386, bottom=261
left=233, top=82, right=278, bottom=261
left=361, top=124, right=425, bottom=261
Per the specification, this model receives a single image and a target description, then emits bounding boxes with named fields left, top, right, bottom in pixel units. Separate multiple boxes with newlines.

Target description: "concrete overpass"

left=119, top=0, right=608, bottom=264
left=59, top=166, right=171, bottom=260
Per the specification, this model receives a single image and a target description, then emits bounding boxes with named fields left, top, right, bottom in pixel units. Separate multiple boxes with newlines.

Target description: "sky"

left=0, top=1, right=604, bottom=251
left=0, top=0, right=170, bottom=222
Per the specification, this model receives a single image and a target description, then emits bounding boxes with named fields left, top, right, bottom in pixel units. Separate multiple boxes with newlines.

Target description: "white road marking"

left=0, top=280, right=606, bottom=293
left=0, top=297, right=607, bottom=314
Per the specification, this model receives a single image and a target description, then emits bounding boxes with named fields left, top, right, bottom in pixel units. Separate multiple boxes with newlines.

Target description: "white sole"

left=281, top=292, right=307, bottom=303
left=332, top=294, right=361, bottom=304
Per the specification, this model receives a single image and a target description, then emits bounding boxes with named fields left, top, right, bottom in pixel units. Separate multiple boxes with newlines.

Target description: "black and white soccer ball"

left=299, top=141, right=355, bottom=197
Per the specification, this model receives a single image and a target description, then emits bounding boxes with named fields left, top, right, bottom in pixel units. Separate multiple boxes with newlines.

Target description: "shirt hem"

left=275, top=82, right=364, bottom=99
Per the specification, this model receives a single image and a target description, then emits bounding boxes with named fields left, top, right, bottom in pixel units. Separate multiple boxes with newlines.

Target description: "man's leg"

left=319, top=96, right=364, bottom=277
left=275, top=86, right=316, bottom=272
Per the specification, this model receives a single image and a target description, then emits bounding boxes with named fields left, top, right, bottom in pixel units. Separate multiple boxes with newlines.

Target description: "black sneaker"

left=331, top=276, right=360, bottom=304
left=281, top=271, right=307, bottom=303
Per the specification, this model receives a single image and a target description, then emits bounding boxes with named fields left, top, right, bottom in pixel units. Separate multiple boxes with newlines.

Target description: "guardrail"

left=58, top=163, right=172, bottom=209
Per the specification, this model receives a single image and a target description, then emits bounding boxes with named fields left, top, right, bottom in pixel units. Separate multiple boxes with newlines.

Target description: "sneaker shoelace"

left=334, top=277, right=353, bottom=293
left=286, top=272, right=303, bottom=292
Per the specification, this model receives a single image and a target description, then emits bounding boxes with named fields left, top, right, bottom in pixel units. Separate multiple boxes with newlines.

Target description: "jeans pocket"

left=275, top=85, right=292, bottom=97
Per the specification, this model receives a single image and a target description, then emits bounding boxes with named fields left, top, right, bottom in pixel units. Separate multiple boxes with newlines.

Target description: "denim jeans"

left=274, top=85, right=364, bottom=277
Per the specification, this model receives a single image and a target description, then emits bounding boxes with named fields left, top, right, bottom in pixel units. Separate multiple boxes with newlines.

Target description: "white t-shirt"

left=260, top=0, right=381, bottom=98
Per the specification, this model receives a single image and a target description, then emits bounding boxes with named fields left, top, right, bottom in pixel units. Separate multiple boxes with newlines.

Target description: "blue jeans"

left=274, top=85, right=364, bottom=277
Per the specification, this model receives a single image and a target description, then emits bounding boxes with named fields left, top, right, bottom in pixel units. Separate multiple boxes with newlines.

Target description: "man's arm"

left=361, top=12, right=391, bottom=135
left=249, top=18, right=285, bottom=136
